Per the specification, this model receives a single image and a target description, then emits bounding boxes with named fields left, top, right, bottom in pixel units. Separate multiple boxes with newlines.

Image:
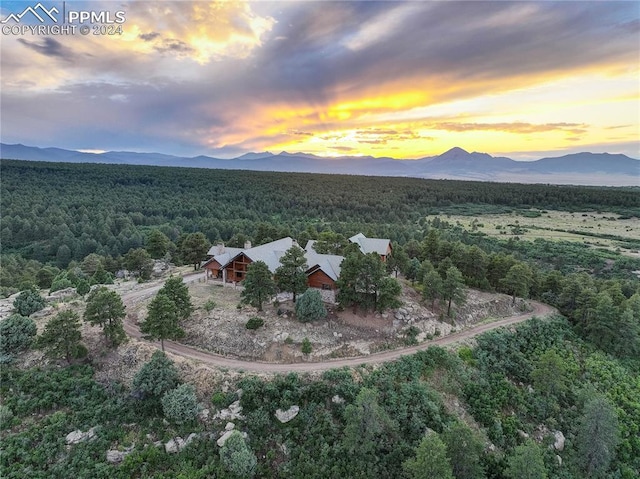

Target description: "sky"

left=1, top=0, right=638, bottom=160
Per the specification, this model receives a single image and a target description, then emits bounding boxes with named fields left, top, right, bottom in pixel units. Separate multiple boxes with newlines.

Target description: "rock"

left=556, top=455, right=563, bottom=466
left=382, top=313, right=389, bottom=319
left=65, top=427, right=97, bottom=445
left=106, top=445, right=135, bottom=464
left=518, top=430, right=529, bottom=439
left=217, top=430, right=235, bottom=447
left=399, top=308, right=408, bottom=315
left=165, top=437, right=185, bottom=454
left=164, top=434, right=198, bottom=454
left=394, top=312, right=404, bottom=320
left=331, top=395, right=345, bottom=404
left=214, top=400, right=244, bottom=421
left=198, top=408, right=210, bottom=421
left=553, top=431, right=565, bottom=451
left=275, top=405, right=300, bottom=423
left=225, top=422, right=235, bottom=431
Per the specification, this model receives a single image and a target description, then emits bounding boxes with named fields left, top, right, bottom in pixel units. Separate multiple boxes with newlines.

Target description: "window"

left=322, top=283, right=332, bottom=290
left=236, top=272, right=243, bottom=279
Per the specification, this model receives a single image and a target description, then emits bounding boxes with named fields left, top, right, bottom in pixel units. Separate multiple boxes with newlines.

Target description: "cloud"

left=16, top=37, right=76, bottom=61
left=427, top=121, right=589, bottom=136
left=1, top=1, right=638, bottom=160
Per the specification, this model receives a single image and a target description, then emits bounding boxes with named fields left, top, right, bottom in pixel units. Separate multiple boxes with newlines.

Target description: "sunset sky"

left=1, top=0, right=638, bottom=160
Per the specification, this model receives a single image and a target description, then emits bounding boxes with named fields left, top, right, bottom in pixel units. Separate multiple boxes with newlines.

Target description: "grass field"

left=427, top=210, right=640, bottom=257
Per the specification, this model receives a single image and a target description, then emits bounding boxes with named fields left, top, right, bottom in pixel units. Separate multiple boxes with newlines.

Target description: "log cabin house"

left=203, top=234, right=391, bottom=291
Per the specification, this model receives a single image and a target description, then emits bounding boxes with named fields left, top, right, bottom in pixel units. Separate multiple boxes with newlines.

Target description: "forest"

left=1, top=159, right=639, bottom=478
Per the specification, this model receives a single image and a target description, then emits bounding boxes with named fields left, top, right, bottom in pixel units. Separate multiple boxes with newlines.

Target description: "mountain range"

left=1, top=143, right=638, bottom=186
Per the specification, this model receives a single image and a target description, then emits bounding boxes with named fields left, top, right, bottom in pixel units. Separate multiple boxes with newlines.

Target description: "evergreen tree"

left=146, top=229, right=171, bottom=259
left=124, top=248, right=154, bottom=279
left=342, top=388, right=399, bottom=477
left=131, top=350, right=180, bottom=402
left=442, top=266, right=466, bottom=317
left=386, top=247, right=409, bottom=278
left=576, top=396, right=620, bottom=478
left=0, top=314, right=37, bottom=359
left=83, top=286, right=127, bottom=346
left=161, top=384, right=199, bottom=424
left=441, top=422, right=485, bottom=479
left=405, top=258, right=422, bottom=285
left=502, top=263, right=534, bottom=305
left=241, top=261, right=277, bottom=312
left=423, top=269, right=444, bottom=308
left=504, top=440, right=547, bottom=479
left=219, top=431, right=257, bottom=478
left=13, top=287, right=45, bottom=316
left=140, top=293, right=185, bottom=352
left=296, top=289, right=327, bottom=322
left=180, top=232, right=210, bottom=270
left=158, top=277, right=193, bottom=320
left=76, top=279, right=90, bottom=296
left=275, top=245, right=308, bottom=302
left=403, top=431, right=454, bottom=479
left=377, top=276, right=402, bottom=312
left=36, top=310, right=84, bottom=363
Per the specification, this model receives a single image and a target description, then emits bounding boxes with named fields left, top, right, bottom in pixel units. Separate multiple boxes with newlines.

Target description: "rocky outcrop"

left=165, top=433, right=199, bottom=454
left=213, top=400, right=244, bottom=421
left=275, top=405, right=299, bottom=423
left=106, top=445, right=135, bottom=463
left=65, top=427, right=97, bottom=445
left=553, top=430, right=565, bottom=451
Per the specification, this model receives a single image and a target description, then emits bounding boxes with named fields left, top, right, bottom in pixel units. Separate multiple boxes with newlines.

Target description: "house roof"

left=304, top=247, right=344, bottom=281
left=349, top=233, right=391, bottom=256
left=240, top=237, right=296, bottom=272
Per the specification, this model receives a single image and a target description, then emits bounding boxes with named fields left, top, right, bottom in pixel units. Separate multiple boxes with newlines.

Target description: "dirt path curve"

left=122, top=273, right=556, bottom=373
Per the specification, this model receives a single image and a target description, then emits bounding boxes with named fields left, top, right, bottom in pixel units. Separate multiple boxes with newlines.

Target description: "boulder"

left=106, top=445, right=135, bottom=464
left=275, top=405, right=300, bottom=423
left=225, top=422, right=235, bottom=431
left=553, top=431, right=565, bottom=451
left=65, top=427, right=97, bottom=445
left=331, top=395, right=345, bottom=405
left=217, top=430, right=235, bottom=447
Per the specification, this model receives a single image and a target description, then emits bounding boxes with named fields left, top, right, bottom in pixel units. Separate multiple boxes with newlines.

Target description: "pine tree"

left=576, top=396, right=620, bottom=477
left=502, top=263, right=534, bottom=305
left=84, top=287, right=127, bottom=346
left=442, top=421, right=485, bottom=479
left=180, top=232, right=210, bottom=270
left=442, top=266, right=466, bottom=317
left=423, top=269, right=444, bottom=308
left=504, top=440, right=547, bottom=479
left=140, top=293, right=185, bottom=351
left=146, top=229, right=171, bottom=259
left=403, top=431, right=454, bottom=479
left=241, top=261, right=277, bottom=311
left=158, top=277, right=193, bottom=320
left=36, top=310, right=84, bottom=363
left=275, top=245, right=308, bottom=302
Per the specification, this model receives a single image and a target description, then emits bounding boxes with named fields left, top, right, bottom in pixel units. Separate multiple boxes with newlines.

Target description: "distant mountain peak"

left=442, top=146, right=470, bottom=155
left=236, top=151, right=274, bottom=160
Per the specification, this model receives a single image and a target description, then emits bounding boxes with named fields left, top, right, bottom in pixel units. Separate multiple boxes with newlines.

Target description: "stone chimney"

left=216, top=243, right=225, bottom=255
left=244, top=240, right=252, bottom=250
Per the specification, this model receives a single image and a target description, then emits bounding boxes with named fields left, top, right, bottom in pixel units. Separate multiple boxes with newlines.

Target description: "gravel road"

left=122, top=273, right=555, bottom=373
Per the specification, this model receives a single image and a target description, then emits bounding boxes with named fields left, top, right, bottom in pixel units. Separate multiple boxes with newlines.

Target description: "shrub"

left=246, top=317, right=264, bottom=330
left=12, top=288, right=45, bottom=316
left=76, top=279, right=90, bottom=296
left=0, top=314, right=37, bottom=359
left=219, top=431, right=257, bottom=478
left=161, top=384, right=199, bottom=424
left=295, top=289, right=327, bottom=323
left=301, top=337, right=312, bottom=355
left=404, top=326, right=420, bottom=346
left=132, top=351, right=180, bottom=401
left=204, top=299, right=217, bottom=312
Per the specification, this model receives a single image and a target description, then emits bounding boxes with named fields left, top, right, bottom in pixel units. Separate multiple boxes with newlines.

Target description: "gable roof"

left=304, top=245, right=344, bottom=281
left=349, top=233, right=391, bottom=255
left=241, top=237, right=296, bottom=272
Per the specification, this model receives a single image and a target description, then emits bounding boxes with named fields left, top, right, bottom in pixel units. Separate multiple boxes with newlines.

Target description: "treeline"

left=1, top=318, right=638, bottom=478
left=2, top=159, right=638, bottom=264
